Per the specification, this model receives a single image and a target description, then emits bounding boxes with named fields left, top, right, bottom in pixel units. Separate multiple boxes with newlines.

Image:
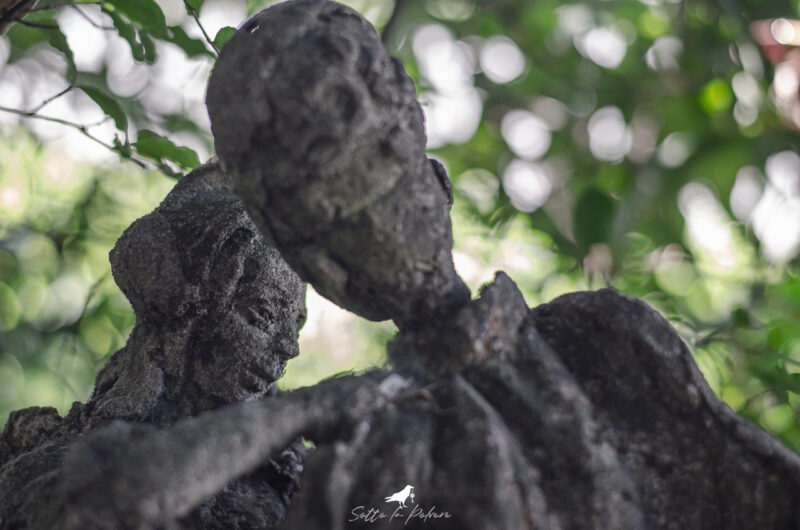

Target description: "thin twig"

left=14, top=19, right=59, bottom=30
left=694, top=325, right=728, bottom=348
left=77, top=271, right=110, bottom=322
left=0, top=105, right=151, bottom=169
left=182, top=0, right=219, bottom=57
left=28, top=82, right=76, bottom=114
left=28, top=1, right=102, bottom=13
left=70, top=5, right=114, bottom=31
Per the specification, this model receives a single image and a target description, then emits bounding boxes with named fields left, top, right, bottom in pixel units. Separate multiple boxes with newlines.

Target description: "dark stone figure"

left=206, top=2, right=800, bottom=529
left=0, top=162, right=308, bottom=529
left=104, top=162, right=306, bottom=421
left=2, top=1, right=800, bottom=529
left=207, top=0, right=470, bottom=330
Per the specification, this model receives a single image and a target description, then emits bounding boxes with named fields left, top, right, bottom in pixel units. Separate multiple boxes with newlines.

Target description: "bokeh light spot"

left=699, top=79, right=733, bottom=114
left=588, top=106, right=631, bottom=162
left=502, top=159, right=552, bottom=212
left=480, top=36, right=526, bottom=84
left=578, top=27, right=627, bottom=69
left=501, top=109, right=551, bottom=160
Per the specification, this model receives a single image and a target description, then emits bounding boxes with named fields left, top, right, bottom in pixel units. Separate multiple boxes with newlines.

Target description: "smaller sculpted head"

left=108, top=162, right=306, bottom=413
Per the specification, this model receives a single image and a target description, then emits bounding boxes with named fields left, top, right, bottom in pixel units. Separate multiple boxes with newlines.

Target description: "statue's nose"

left=277, top=333, right=300, bottom=360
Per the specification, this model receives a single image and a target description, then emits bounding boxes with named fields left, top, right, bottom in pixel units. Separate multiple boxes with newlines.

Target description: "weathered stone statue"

left=1, top=0, right=799, bottom=528
left=207, top=0, right=469, bottom=331
left=206, top=1, right=800, bottom=529
left=0, top=162, right=308, bottom=528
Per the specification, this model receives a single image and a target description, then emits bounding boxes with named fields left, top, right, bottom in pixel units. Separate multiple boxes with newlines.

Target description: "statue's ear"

left=110, top=212, right=190, bottom=321
left=205, top=225, right=255, bottom=304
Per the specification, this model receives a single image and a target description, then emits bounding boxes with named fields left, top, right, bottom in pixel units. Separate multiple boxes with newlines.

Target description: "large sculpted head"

left=207, top=0, right=470, bottom=329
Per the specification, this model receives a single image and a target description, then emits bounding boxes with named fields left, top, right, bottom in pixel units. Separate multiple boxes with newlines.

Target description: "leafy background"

left=0, top=0, right=799, bottom=453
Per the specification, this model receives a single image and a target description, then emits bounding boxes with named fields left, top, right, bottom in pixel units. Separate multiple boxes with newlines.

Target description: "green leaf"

left=106, top=8, right=145, bottom=62
left=140, top=30, right=157, bottom=63
left=185, top=0, right=205, bottom=10
left=574, top=188, right=616, bottom=251
left=134, top=130, right=200, bottom=171
left=43, top=27, right=76, bottom=79
left=4, top=24, right=48, bottom=61
left=525, top=208, right=579, bottom=258
left=163, top=114, right=206, bottom=136
left=213, top=26, right=237, bottom=50
left=167, top=25, right=213, bottom=58
left=78, top=86, right=128, bottom=132
left=10, top=14, right=77, bottom=79
left=111, top=0, right=168, bottom=38
left=4, top=14, right=73, bottom=74
left=788, top=373, right=800, bottom=395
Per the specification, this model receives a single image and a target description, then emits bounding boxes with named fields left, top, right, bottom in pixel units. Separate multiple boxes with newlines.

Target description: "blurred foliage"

left=0, top=131, right=174, bottom=417
left=1, top=0, right=800, bottom=454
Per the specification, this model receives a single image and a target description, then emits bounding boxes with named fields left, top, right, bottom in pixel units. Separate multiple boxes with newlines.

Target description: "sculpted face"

left=109, top=163, right=306, bottom=412
left=191, top=238, right=306, bottom=404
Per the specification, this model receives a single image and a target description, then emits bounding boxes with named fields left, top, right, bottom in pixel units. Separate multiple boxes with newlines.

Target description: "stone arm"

left=55, top=372, right=406, bottom=529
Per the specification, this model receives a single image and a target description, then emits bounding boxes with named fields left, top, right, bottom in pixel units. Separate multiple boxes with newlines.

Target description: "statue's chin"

left=197, top=360, right=284, bottom=407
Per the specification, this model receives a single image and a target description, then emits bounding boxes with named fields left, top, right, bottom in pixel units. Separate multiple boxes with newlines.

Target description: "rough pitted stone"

left=207, top=0, right=469, bottom=329
left=531, top=290, right=800, bottom=529
left=280, top=290, right=800, bottom=530
left=0, top=162, right=308, bottom=529
left=388, top=271, right=528, bottom=376
left=104, top=161, right=307, bottom=420
left=2, top=1, right=800, bottom=528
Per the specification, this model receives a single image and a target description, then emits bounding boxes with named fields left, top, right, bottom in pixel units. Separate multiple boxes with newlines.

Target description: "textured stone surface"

left=2, top=1, right=800, bottom=528
left=2, top=177, right=800, bottom=529
left=531, top=290, right=800, bottom=529
left=105, top=161, right=307, bottom=420
left=280, top=288, right=800, bottom=530
left=207, top=0, right=469, bottom=329
left=387, top=271, right=528, bottom=377
left=0, top=162, right=308, bottom=529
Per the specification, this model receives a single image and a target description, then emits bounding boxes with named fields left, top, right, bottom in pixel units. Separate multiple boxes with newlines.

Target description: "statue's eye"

left=240, top=298, right=275, bottom=331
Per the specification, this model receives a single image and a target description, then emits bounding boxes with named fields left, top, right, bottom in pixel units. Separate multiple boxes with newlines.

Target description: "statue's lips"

left=239, top=362, right=281, bottom=393
left=248, top=361, right=275, bottom=380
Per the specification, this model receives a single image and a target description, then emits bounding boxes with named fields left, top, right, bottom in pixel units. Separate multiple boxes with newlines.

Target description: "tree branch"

left=14, top=19, right=59, bottom=30
left=0, top=105, right=152, bottom=169
left=182, top=0, right=219, bottom=57
left=28, top=82, right=76, bottom=114
left=70, top=5, right=114, bottom=31
left=28, top=1, right=102, bottom=13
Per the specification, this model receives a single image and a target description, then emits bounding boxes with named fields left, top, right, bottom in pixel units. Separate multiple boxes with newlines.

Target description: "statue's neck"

left=85, top=320, right=197, bottom=428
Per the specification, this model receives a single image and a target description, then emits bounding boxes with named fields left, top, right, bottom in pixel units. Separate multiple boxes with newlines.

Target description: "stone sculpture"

left=1, top=1, right=798, bottom=528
